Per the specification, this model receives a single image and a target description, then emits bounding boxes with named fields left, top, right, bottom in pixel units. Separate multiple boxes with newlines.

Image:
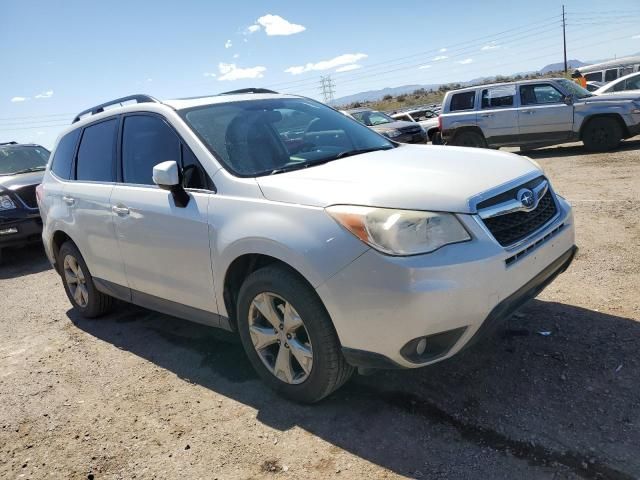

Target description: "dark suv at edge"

left=0, top=142, right=50, bottom=260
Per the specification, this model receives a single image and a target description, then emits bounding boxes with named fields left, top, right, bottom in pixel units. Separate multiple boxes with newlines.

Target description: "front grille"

left=14, top=185, right=38, bottom=209
left=482, top=190, right=557, bottom=246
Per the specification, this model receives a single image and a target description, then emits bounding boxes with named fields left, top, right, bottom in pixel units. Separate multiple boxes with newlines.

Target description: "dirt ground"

left=1, top=139, right=639, bottom=480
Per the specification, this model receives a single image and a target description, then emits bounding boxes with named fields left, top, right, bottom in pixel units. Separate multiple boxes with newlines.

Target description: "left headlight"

left=326, top=205, right=471, bottom=255
left=0, top=195, right=17, bottom=211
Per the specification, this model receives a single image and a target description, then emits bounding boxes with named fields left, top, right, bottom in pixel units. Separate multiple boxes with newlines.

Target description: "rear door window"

left=481, top=86, right=516, bottom=108
left=76, top=119, right=117, bottom=182
left=51, top=129, right=80, bottom=180
left=449, top=91, right=476, bottom=111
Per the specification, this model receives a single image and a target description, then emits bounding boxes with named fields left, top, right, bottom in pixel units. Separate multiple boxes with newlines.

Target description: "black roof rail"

left=219, top=88, right=278, bottom=95
left=72, top=94, right=160, bottom=123
left=0, top=141, right=18, bottom=146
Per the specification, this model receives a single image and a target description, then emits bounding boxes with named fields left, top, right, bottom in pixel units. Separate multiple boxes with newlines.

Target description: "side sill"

left=93, top=277, right=232, bottom=331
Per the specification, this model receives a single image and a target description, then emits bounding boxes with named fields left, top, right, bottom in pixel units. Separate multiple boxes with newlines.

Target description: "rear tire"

left=451, top=130, right=487, bottom=148
left=431, top=131, right=443, bottom=145
left=582, top=117, right=622, bottom=152
left=58, top=241, right=115, bottom=318
left=236, top=265, right=354, bottom=403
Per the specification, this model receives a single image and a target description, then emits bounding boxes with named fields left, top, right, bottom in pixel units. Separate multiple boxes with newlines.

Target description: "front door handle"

left=112, top=205, right=130, bottom=216
left=521, top=110, right=535, bottom=115
left=480, top=113, right=494, bottom=118
left=62, top=195, right=75, bottom=206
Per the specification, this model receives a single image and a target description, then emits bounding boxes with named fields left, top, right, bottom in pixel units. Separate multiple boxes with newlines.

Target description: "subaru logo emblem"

left=518, top=188, right=535, bottom=209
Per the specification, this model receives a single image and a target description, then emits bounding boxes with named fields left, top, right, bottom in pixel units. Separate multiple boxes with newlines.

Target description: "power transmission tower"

left=319, top=75, right=336, bottom=104
left=562, top=5, right=568, bottom=73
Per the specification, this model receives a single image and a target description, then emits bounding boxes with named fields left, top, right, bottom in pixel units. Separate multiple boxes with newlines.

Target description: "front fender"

left=209, top=196, right=369, bottom=317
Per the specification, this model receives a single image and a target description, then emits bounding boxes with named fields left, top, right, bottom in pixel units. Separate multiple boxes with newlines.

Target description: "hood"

left=581, top=91, right=640, bottom=102
left=370, top=120, right=420, bottom=133
left=0, top=171, right=45, bottom=191
left=256, top=145, right=541, bottom=213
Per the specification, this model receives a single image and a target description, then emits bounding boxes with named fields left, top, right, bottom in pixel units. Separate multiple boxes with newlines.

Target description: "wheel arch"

left=51, top=230, right=74, bottom=273
left=222, top=252, right=320, bottom=332
left=579, top=113, right=629, bottom=139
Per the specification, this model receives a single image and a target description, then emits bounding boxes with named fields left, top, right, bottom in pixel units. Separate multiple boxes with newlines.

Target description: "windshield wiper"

left=333, top=146, right=394, bottom=159
left=266, top=146, right=393, bottom=176
left=11, top=167, right=46, bottom=175
left=269, top=158, right=336, bottom=175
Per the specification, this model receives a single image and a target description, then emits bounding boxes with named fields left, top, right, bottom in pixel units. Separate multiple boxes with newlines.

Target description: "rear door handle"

left=112, top=205, right=130, bottom=216
left=62, top=195, right=75, bottom=206
left=521, top=110, right=534, bottom=115
left=480, top=113, right=494, bottom=118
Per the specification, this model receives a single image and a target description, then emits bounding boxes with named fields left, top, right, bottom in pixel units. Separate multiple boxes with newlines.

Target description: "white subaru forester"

left=38, top=89, right=576, bottom=403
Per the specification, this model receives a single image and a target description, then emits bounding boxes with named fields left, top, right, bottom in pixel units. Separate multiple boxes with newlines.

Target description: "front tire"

left=236, top=265, right=354, bottom=403
left=451, top=130, right=487, bottom=148
left=58, top=241, right=115, bottom=318
left=582, top=117, right=622, bottom=152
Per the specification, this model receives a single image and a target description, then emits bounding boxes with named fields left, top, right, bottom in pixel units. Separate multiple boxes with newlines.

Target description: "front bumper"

left=0, top=212, right=43, bottom=249
left=316, top=196, right=575, bottom=368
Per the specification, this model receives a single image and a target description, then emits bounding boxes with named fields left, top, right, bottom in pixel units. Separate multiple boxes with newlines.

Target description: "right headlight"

left=0, top=195, right=17, bottom=211
left=326, top=205, right=471, bottom=256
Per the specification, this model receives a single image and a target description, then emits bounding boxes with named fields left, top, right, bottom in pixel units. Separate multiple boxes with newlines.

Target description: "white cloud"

left=225, top=39, right=232, bottom=48
left=285, top=53, right=368, bottom=75
left=439, top=48, right=447, bottom=53
left=233, top=53, right=240, bottom=59
left=335, top=64, right=361, bottom=73
left=458, top=58, right=473, bottom=65
left=10, top=96, right=29, bottom=102
left=633, top=34, right=640, bottom=39
left=433, top=55, right=448, bottom=61
left=255, top=14, right=305, bottom=36
left=146, top=78, right=153, bottom=82
left=481, top=43, right=500, bottom=50
left=34, top=90, right=53, bottom=99
left=218, top=62, right=266, bottom=81
left=247, top=24, right=261, bottom=33
left=203, top=72, right=217, bottom=77
left=418, top=64, right=432, bottom=70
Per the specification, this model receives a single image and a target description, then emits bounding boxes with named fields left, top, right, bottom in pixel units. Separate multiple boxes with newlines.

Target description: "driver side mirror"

left=563, top=94, right=574, bottom=106
left=152, top=160, right=190, bottom=208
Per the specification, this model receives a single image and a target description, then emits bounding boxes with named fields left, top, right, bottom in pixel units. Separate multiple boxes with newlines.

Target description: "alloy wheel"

left=63, top=255, right=89, bottom=308
left=248, top=292, right=313, bottom=384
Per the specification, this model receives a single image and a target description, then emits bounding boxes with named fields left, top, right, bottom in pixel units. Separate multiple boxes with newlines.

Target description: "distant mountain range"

left=332, top=58, right=591, bottom=105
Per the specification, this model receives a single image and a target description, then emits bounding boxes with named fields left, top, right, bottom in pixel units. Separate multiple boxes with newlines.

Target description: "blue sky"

left=2, top=0, right=640, bottom=148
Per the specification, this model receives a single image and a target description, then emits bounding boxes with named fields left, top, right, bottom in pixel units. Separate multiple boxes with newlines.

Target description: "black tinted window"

left=605, top=69, right=618, bottom=82
left=584, top=72, right=603, bottom=82
left=122, top=115, right=180, bottom=185
left=51, top=130, right=80, bottom=180
left=76, top=119, right=117, bottom=182
left=449, top=92, right=476, bottom=111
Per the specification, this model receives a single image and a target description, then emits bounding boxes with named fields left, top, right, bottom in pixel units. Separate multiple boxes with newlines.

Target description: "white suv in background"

left=39, top=90, right=576, bottom=402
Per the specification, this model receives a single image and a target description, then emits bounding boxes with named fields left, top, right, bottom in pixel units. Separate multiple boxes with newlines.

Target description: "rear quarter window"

left=449, top=91, right=476, bottom=112
left=50, top=130, right=80, bottom=180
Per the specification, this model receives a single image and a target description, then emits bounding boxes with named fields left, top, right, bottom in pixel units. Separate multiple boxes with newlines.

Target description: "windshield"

left=0, top=146, right=50, bottom=175
left=182, top=98, right=394, bottom=177
left=350, top=110, right=394, bottom=126
left=556, top=79, right=593, bottom=99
